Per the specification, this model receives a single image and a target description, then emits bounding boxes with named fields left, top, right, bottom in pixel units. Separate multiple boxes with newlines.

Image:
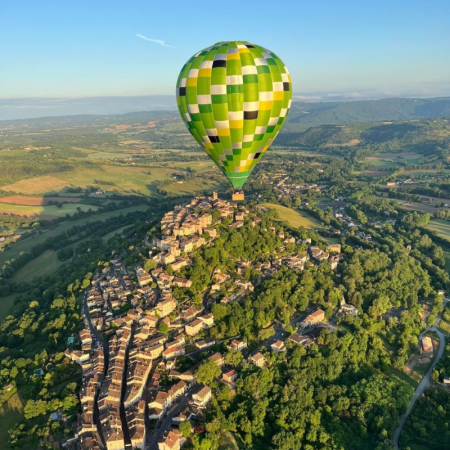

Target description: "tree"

left=196, top=360, right=221, bottom=385
left=158, top=322, right=169, bottom=334
left=24, top=399, right=48, bottom=419
left=225, top=350, right=244, bottom=367
left=179, top=420, right=191, bottom=438
left=144, top=259, right=157, bottom=272
left=258, top=326, right=275, bottom=341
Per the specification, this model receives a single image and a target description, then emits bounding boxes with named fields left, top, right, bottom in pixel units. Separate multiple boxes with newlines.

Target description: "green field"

left=0, top=163, right=222, bottom=197
left=366, top=151, right=425, bottom=167
left=261, top=203, right=322, bottom=229
left=12, top=250, right=65, bottom=283
left=398, top=201, right=438, bottom=214
left=0, top=202, right=99, bottom=218
left=0, top=293, right=18, bottom=322
left=0, top=204, right=152, bottom=267
left=101, top=225, right=131, bottom=242
left=0, top=391, right=24, bottom=443
left=426, top=219, right=450, bottom=239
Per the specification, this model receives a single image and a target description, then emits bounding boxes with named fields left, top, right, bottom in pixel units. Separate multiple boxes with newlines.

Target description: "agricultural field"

left=164, top=177, right=226, bottom=196
left=0, top=175, right=71, bottom=194
left=12, top=249, right=65, bottom=283
left=261, top=203, right=322, bottom=229
left=425, top=219, right=450, bottom=239
left=366, top=151, right=425, bottom=168
left=0, top=391, right=24, bottom=444
left=0, top=163, right=222, bottom=198
left=0, top=204, right=152, bottom=267
left=0, top=202, right=99, bottom=219
left=0, top=293, right=18, bottom=322
left=100, top=225, right=130, bottom=242
left=398, top=201, right=438, bottom=214
left=0, top=196, right=82, bottom=205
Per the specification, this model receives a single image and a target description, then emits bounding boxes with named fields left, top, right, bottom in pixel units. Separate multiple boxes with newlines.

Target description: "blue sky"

left=1, top=0, right=449, bottom=99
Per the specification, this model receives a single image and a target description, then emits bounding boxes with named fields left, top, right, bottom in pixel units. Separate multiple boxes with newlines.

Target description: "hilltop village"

left=68, top=193, right=355, bottom=450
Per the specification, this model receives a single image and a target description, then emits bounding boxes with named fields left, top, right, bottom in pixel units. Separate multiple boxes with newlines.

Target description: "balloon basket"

left=232, top=190, right=245, bottom=201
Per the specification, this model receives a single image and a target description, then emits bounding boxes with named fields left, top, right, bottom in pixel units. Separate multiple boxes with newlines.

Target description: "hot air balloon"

left=176, top=41, right=292, bottom=200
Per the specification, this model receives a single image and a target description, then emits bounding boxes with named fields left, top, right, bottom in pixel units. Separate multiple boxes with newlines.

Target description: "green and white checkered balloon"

left=176, top=41, right=292, bottom=189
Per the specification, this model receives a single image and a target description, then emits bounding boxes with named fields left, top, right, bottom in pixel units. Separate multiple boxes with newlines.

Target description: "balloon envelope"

left=176, top=41, right=292, bottom=189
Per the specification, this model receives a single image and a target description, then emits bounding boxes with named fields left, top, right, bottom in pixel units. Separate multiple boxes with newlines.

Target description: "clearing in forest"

left=261, top=203, right=322, bottom=229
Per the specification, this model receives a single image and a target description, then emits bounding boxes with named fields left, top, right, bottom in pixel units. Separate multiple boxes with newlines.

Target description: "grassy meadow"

left=261, top=203, right=322, bottom=229
left=0, top=391, right=24, bottom=443
left=0, top=204, right=152, bottom=267
left=0, top=162, right=224, bottom=200
left=12, top=250, right=65, bottom=283
left=0, top=293, right=19, bottom=322
left=0, top=202, right=99, bottom=219
left=425, top=219, right=450, bottom=239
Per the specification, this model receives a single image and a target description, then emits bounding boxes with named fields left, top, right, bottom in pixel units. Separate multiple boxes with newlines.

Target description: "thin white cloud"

left=293, top=95, right=323, bottom=102
left=136, top=34, right=175, bottom=48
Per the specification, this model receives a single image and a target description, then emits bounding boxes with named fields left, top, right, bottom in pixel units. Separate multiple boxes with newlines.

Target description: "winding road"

left=393, top=298, right=449, bottom=449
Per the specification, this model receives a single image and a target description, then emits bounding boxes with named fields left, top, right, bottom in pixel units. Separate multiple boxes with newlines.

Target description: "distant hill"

left=0, top=96, right=177, bottom=121
left=1, top=96, right=449, bottom=126
left=286, top=97, right=450, bottom=130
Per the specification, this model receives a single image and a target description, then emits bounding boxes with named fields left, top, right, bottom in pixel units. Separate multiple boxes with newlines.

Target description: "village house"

left=185, top=319, right=204, bottom=336
left=149, top=391, right=170, bottom=419
left=422, top=336, right=433, bottom=353
left=79, top=329, right=92, bottom=347
left=168, top=380, right=187, bottom=403
left=310, top=247, right=323, bottom=259
left=171, top=257, right=192, bottom=272
left=161, top=252, right=176, bottom=266
left=127, top=400, right=146, bottom=449
left=221, top=368, right=238, bottom=384
left=338, top=298, right=358, bottom=317
left=203, top=227, right=217, bottom=238
left=301, top=309, right=326, bottom=329
left=173, top=277, right=192, bottom=288
left=195, top=339, right=216, bottom=349
left=249, top=352, right=267, bottom=368
left=162, top=344, right=185, bottom=360
left=157, top=297, right=177, bottom=318
left=271, top=340, right=286, bottom=353
left=208, top=352, right=225, bottom=367
left=227, top=339, right=247, bottom=351
left=289, top=333, right=314, bottom=348
left=181, top=306, right=201, bottom=322
left=137, top=273, right=152, bottom=287
left=326, top=243, right=341, bottom=253
left=329, top=256, right=339, bottom=270
left=172, top=405, right=199, bottom=424
left=198, top=313, right=214, bottom=328
left=192, top=385, right=212, bottom=407
left=158, top=429, right=185, bottom=450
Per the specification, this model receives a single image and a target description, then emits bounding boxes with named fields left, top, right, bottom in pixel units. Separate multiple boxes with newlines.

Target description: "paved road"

left=393, top=298, right=448, bottom=449
left=81, top=290, right=110, bottom=447
left=145, top=395, right=190, bottom=450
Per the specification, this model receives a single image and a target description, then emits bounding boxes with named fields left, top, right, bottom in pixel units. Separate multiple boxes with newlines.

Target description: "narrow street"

left=393, top=298, right=449, bottom=449
left=81, top=291, right=109, bottom=447
left=119, top=327, right=134, bottom=449
left=145, top=395, right=190, bottom=450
